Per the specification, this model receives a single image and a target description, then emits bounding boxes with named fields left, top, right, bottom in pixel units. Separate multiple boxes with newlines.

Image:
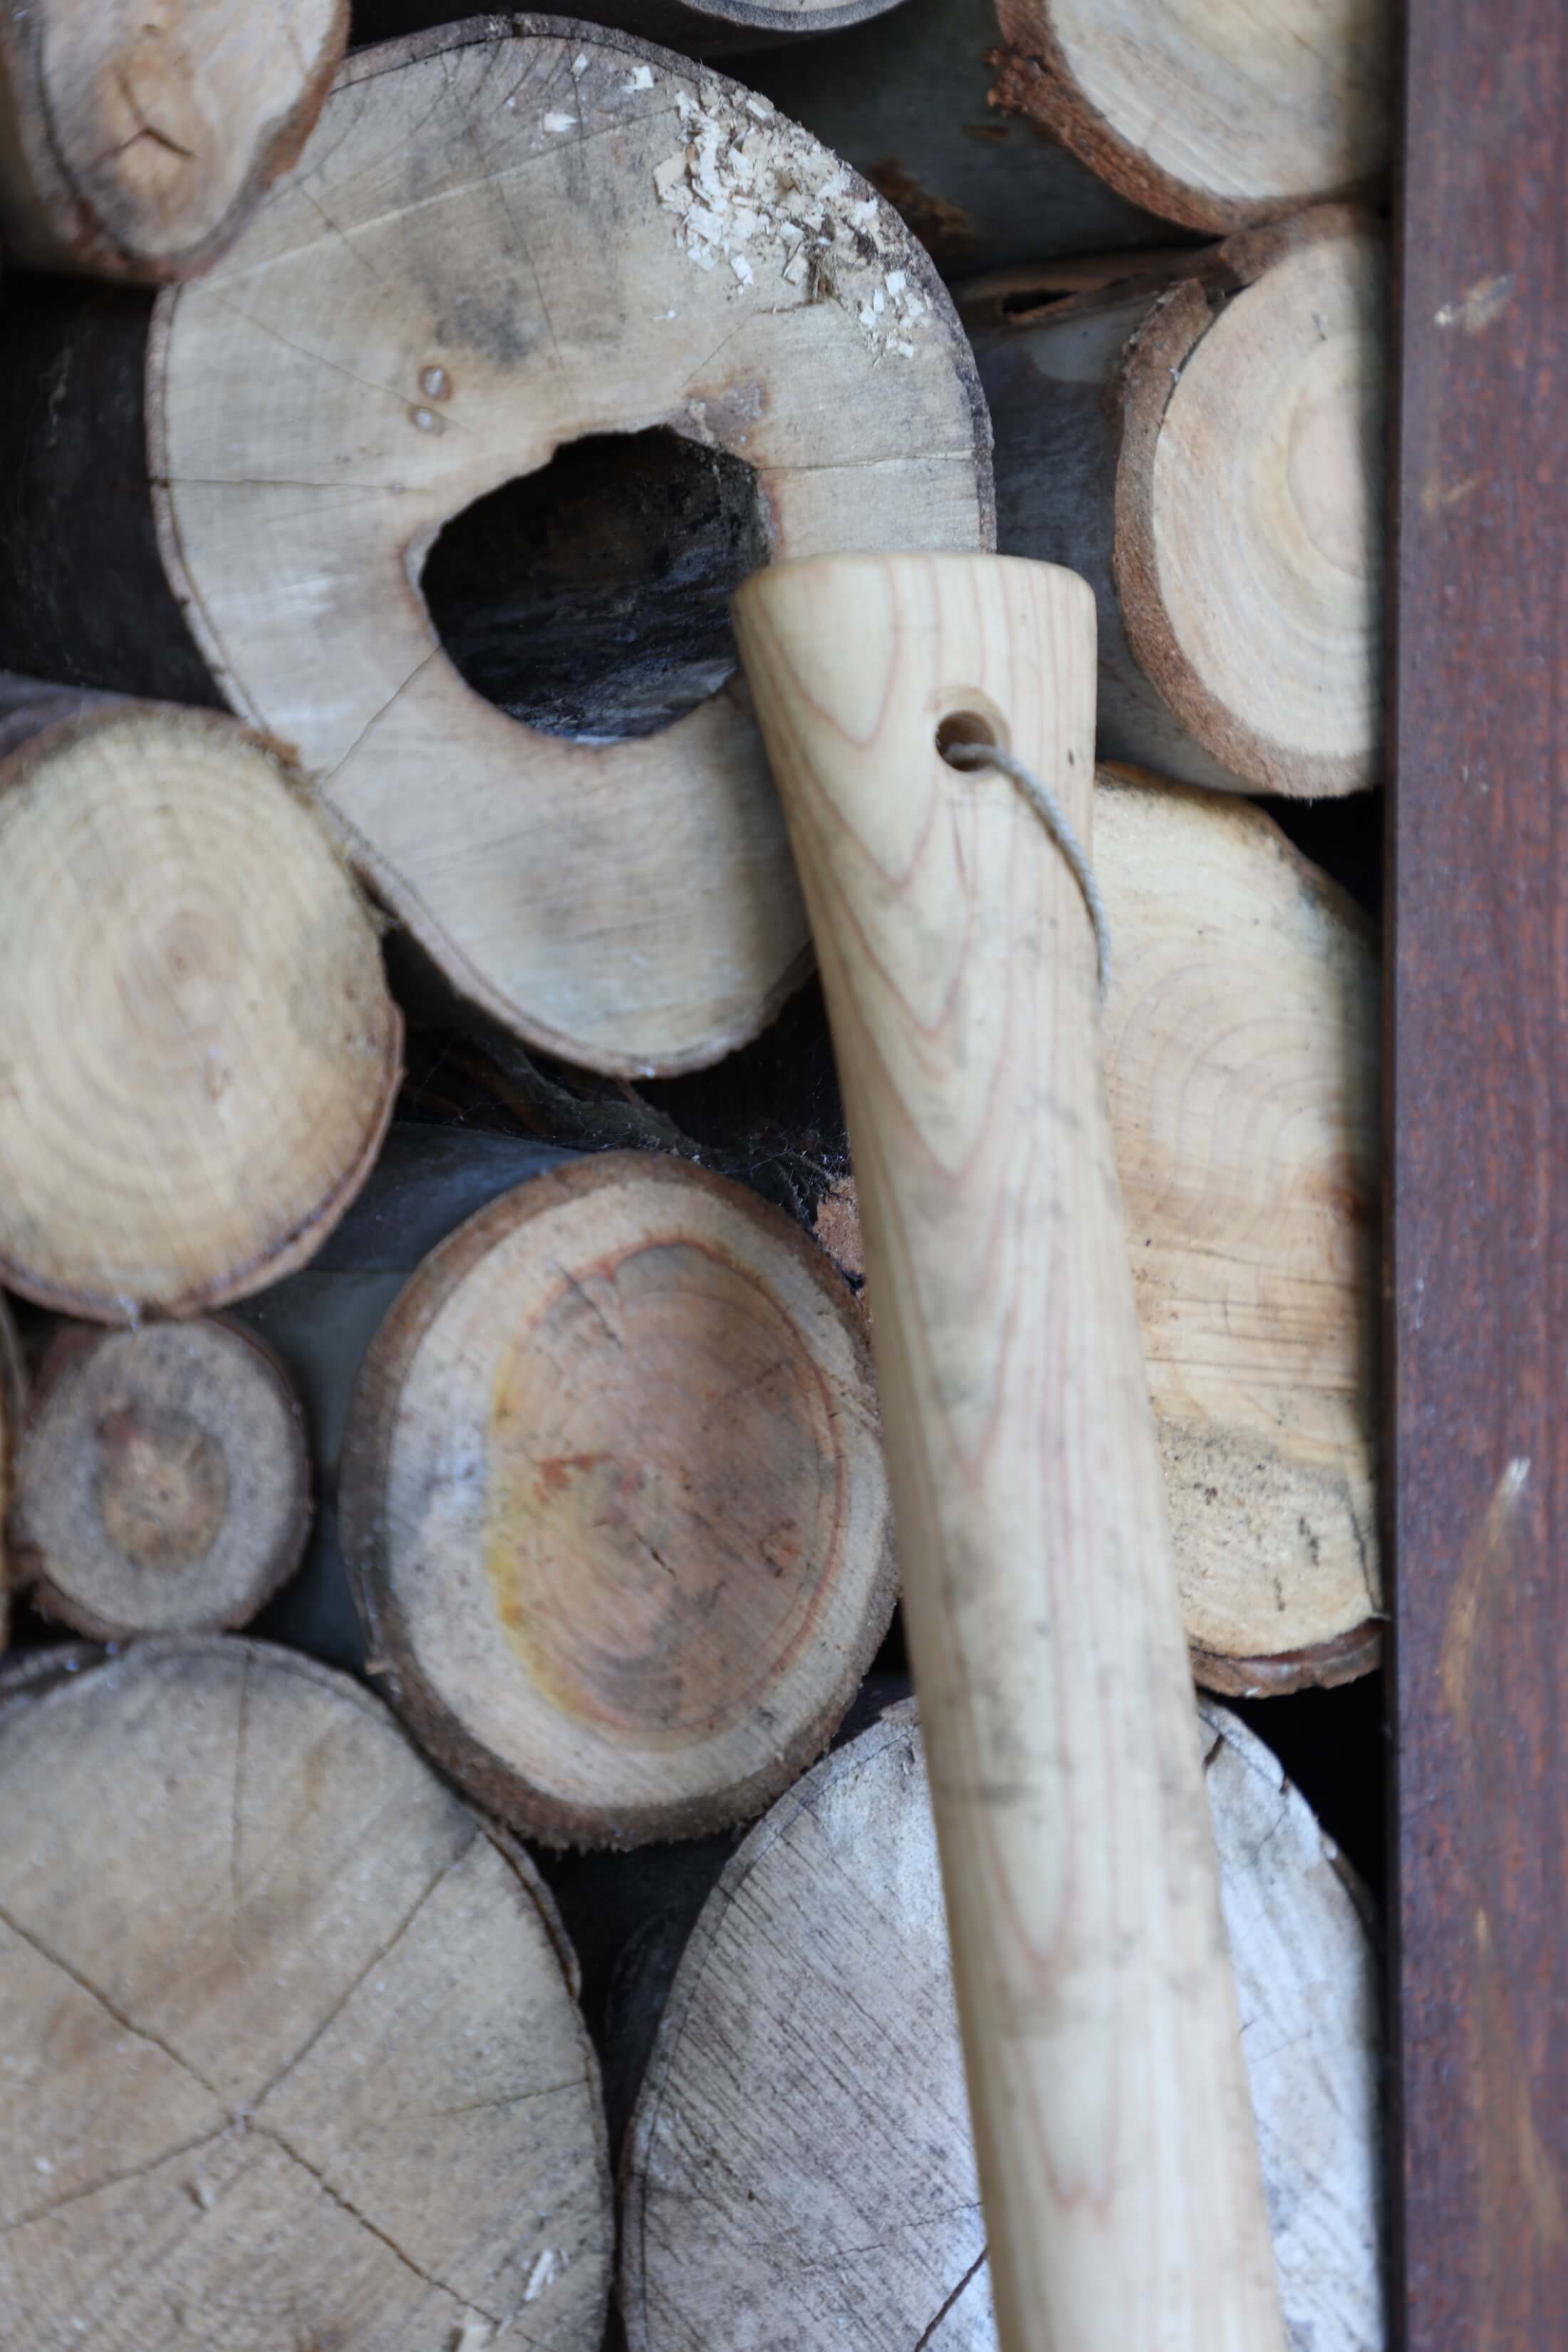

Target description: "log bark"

left=8, top=1319, right=312, bottom=1640
left=621, top=1695, right=1384, bottom=2351
left=809, top=765, right=1381, bottom=1694
left=341, top=1152, right=895, bottom=1848
left=963, top=209, right=1388, bottom=797
left=355, top=0, right=907, bottom=61
left=0, top=678, right=401, bottom=1322
left=743, top=0, right=1168, bottom=274
left=0, top=1298, right=24, bottom=1652
left=0, top=0, right=348, bottom=282
left=0, top=21, right=992, bottom=1079
left=0, top=1637, right=612, bottom=2348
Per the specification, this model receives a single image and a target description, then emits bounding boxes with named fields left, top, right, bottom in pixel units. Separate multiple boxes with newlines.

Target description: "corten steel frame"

left=1389, top=0, right=1568, bottom=2343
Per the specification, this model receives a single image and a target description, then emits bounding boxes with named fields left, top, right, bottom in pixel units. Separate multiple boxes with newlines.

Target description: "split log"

left=341, top=1154, right=895, bottom=1847
left=749, top=0, right=1391, bottom=269
left=0, top=0, right=348, bottom=282
left=622, top=1695, right=1383, bottom=2349
left=8, top=1320, right=312, bottom=1640
left=0, top=1297, right=24, bottom=1651
left=354, top=0, right=907, bottom=60
left=0, top=24, right=992, bottom=1079
left=962, top=209, right=1388, bottom=797
left=812, top=770, right=1381, bottom=1694
left=0, top=1639, right=612, bottom=2348
left=744, top=0, right=1168, bottom=275
left=0, top=680, right=400, bottom=1321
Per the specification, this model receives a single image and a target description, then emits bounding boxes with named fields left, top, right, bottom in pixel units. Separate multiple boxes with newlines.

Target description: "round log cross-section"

left=622, top=1696, right=1383, bottom=2351
left=142, top=22, right=992, bottom=1077
left=341, top=1154, right=895, bottom=1847
left=0, top=684, right=401, bottom=1320
left=9, top=1320, right=313, bottom=1641
left=0, top=1640, right=613, bottom=2349
left=0, top=0, right=348, bottom=281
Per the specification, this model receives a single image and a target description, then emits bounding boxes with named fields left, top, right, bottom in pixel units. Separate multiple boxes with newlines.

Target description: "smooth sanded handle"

left=732, top=553, right=1287, bottom=2352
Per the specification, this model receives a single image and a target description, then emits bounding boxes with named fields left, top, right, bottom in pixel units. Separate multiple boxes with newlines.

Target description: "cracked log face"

left=0, top=0, right=348, bottom=281
left=9, top=1320, right=313, bottom=1642
left=150, top=21, right=992, bottom=1077
left=992, top=0, right=1393, bottom=232
left=340, top=1154, right=895, bottom=1848
left=621, top=1697, right=1384, bottom=2351
left=0, top=695, right=401, bottom=1321
left=0, top=1640, right=613, bottom=2349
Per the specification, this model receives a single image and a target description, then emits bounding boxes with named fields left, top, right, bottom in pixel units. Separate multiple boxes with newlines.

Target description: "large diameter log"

left=0, top=24, right=992, bottom=1080
left=0, top=1639, right=612, bottom=2348
left=0, top=679, right=401, bottom=1320
left=744, top=0, right=1168, bottom=275
left=964, top=209, right=1388, bottom=798
left=8, top=1320, right=312, bottom=1640
left=623, top=1696, right=1384, bottom=2350
left=341, top=1154, right=895, bottom=1847
left=354, top=0, right=906, bottom=59
left=734, top=551, right=1283, bottom=2348
left=0, top=0, right=348, bottom=282
left=811, top=766, right=1382, bottom=1694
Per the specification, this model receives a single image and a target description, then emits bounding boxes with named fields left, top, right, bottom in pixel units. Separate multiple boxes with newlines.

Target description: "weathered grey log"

left=963, top=209, right=1387, bottom=797
left=354, top=0, right=907, bottom=58
left=622, top=1695, right=1385, bottom=2351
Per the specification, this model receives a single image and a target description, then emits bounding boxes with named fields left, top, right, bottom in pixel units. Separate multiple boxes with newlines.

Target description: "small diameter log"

left=8, top=1320, right=312, bottom=1640
left=0, top=680, right=400, bottom=1321
left=0, top=1639, right=612, bottom=2348
left=341, top=1154, right=895, bottom=1848
left=623, top=1696, right=1383, bottom=2351
left=963, top=209, right=1388, bottom=797
left=0, top=24, right=991, bottom=1079
left=808, top=770, right=1381, bottom=1692
left=0, top=1297, right=24, bottom=1650
left=0, top=0, right=348, bottom=282
left=354, top=0, right=905, bottom=61
left=744, top=0, right=1168, bottom=275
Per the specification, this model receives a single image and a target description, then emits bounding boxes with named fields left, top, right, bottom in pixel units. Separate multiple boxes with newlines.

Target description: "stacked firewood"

left=0, top=3, right=1390, bottom=2346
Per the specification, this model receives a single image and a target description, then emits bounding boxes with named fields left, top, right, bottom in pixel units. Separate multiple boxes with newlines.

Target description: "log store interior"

left=0, top=0, right=1556, bottom=2345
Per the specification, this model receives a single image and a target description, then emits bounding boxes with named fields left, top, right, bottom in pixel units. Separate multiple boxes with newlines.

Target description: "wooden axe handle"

left=732, top=553, right=1286, bottom=2352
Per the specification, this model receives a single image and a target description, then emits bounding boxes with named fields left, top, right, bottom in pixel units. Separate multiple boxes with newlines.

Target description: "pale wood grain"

left=0, top=694, right=400, bottom=1320
left=9, top=1319, right=312, bottom=1641
left=994, top=0, right=1393, bottom=230
left=0, top=0, right=348, bottom=281
left=623, top=1696, right=1383, bottom=2351
left=151, top=21, right=992, bottom=1078
left=0, top=1300, right=23, bottom=1655
left=341, top=1154, right=895, bottom=1847
left=732, top=550, right=1285, bottom=2350
left=0, top=1639, right=612, bottom=2350
left=964, top=211, right=1386, bottom=799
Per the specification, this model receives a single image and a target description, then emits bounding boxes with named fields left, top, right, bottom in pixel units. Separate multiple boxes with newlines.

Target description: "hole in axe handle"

left=935, top=709, right=1000, bottom=763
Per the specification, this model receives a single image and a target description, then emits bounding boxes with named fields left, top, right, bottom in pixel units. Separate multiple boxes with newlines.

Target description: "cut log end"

left=149, top=21, right=992, bottom=1078
left=1116, top=211, right=1388, bottom=797
left=10, top=1320, right=312, bottom=1640
left=0, top=695, right=401, bottom=1321
left=0, top=0, right=349, bottom=281
left=0, top=1297, right=24, bottom=1652
left=621, top=1696, right=1383, bottom=2352
left=992, top=0, right=1394, bottom=232
left=342, top=1154, right=895, bottom=1848
left=0, top=1639, right=613, bottom=2348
